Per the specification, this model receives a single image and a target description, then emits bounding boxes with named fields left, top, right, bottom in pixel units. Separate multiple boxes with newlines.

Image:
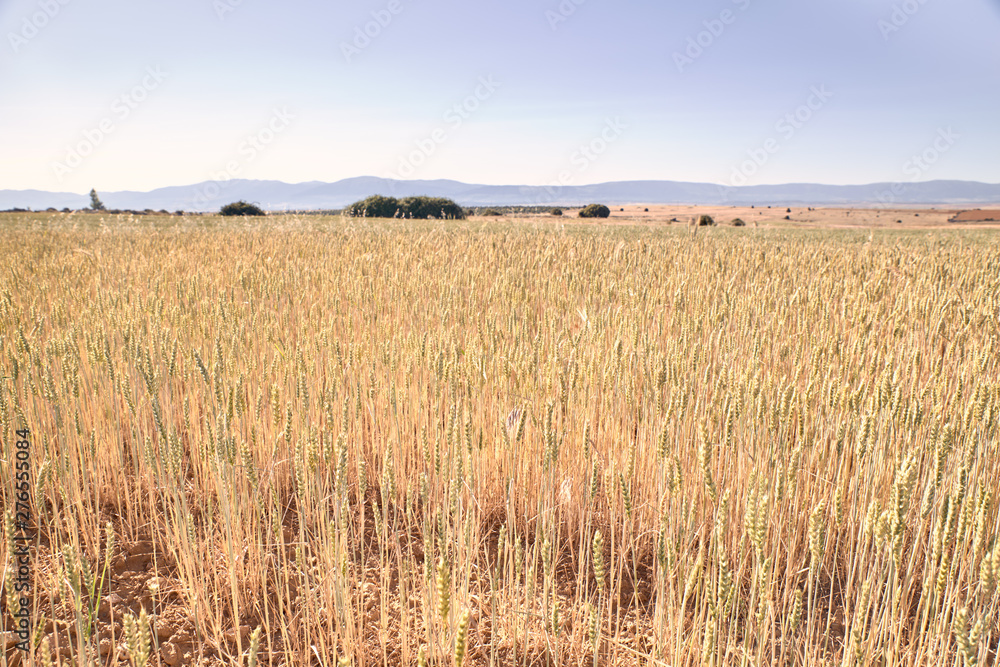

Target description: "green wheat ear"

left=247, top=626, right=262, bottom=667
left=588, top=602, right=600, bottom=651
left=123, top=607, right=151, bottom=667
left=454, top=608, right=471, bottom=666
left=592, top=530, right=606, bottom=589
left=437, top=555, right=451, bottom=622
left=789, top=589, right=804, bottom=633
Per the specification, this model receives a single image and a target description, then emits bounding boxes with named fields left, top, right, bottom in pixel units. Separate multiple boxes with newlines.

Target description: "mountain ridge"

left=3, top=178, right=1000, bottom=211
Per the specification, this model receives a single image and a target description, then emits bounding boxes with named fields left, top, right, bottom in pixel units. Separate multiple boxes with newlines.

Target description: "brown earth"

left=4, top=519, right=227, bottom=667
left=948, top=209, right=1000, bottom=222
left=540, top=204, right=1000, bottom=229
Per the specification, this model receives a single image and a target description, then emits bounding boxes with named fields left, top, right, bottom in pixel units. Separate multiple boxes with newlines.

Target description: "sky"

left=1, top=0, right=999, bottom=193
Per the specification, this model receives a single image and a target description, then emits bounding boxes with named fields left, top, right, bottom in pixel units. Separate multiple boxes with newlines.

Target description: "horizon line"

left=5, top=175, right=1000, bottom=196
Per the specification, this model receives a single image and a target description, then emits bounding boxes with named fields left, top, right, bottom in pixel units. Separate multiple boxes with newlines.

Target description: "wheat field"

left=1, top=212, right=999, bottom=666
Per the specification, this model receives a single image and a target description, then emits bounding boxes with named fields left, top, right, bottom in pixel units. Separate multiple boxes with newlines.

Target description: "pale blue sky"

left=1, top=0, right=998, bottom=192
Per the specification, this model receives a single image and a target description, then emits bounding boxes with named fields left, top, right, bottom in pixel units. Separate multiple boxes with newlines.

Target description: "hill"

left=2, top=177, right=999, bottom=212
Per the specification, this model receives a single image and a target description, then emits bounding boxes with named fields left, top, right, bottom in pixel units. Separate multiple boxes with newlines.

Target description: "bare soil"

left=546, top=204, right=1000, bottom=229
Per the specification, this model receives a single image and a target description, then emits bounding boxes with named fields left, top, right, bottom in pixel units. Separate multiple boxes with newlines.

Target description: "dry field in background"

left=566, top=205, right=1000, bottom=229
left=1, top=211, right=999, bottom=666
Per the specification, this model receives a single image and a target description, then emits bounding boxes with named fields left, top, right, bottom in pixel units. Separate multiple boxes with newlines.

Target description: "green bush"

left=731, top=218, right=746, bottom=227
left=220, top=201, right=265, bottom=216
left=346, top=195, right=400, bottom=218
left=346, top=195, right=465, bottom=220
left=551, top=208, right=563, bottom=216
left=578, top=204, right=610, bottom=219
left=481, top=208, right=503, bottom=217
left=399, top=196, right=465, bottom=220
left=698, top=214, right=715, bottom=226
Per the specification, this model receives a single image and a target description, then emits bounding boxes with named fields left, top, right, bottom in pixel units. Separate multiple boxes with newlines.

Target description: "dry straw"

left=0, top=213, right=998, bottom=665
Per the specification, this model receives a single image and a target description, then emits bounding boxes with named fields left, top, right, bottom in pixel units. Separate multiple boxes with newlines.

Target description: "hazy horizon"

left=6, top=175, right=1000, bottom=199
left=3, top=0, right=999, bottom=193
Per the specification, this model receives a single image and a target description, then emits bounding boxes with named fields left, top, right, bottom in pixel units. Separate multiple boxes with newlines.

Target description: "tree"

left=398, top=196, right=465, bottom=220
left=220, top=201, right=265, bottom=216
left=346, top=195, right=401, bottom=218
left=346, top=195, right=466, bottom=220
left=89, top=189, right=106, bottom=211
left=578, top=204, right=610, bottom=219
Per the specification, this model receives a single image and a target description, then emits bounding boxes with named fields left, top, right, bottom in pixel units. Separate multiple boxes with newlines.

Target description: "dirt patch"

left=948, top=209, right=1000, bottom=222
left=515, top=204, right=1000, bottom=229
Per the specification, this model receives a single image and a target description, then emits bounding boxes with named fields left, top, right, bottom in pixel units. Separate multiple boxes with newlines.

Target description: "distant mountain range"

left=2, top=177, right=1000, bottom=212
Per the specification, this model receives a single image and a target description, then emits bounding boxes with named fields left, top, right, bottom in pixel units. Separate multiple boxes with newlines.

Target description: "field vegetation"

left=220, top=202, right=266, bottom=217
left=1, top=211, right=999, bottom=666
left=346, top=196, right=465, bottom=220
left=578, top=205, right=610, bottom=219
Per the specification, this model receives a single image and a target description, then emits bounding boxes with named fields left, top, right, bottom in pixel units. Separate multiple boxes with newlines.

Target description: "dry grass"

left=1, top=211, right=999, bottom=666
